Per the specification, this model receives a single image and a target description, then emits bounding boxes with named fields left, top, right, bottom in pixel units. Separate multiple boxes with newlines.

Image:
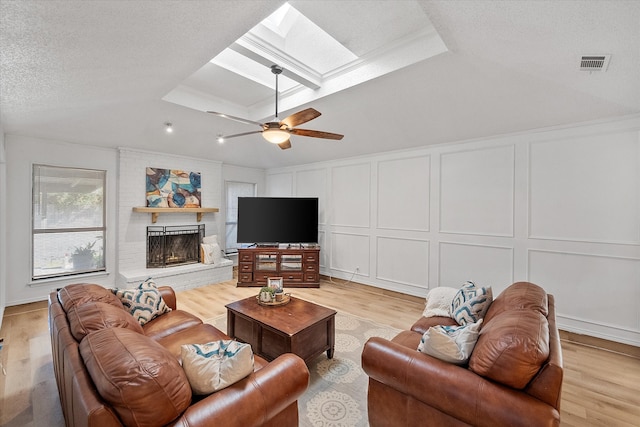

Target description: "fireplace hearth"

left=147, top=225, right=205, bottom=268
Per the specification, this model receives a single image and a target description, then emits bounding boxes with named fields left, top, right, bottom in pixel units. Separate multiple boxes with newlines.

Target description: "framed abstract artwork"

left=146, top=167, right=201, bottom=208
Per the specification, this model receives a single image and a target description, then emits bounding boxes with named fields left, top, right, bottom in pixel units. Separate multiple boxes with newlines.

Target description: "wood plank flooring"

left=0, top=277, right=638, bottom=427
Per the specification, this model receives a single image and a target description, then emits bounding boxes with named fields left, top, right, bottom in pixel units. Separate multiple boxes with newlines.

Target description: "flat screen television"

left=237, top=197, right=318, bottom=245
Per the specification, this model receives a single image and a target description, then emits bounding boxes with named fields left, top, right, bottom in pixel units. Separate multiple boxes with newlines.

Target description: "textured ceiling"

left=1, top=0, right=639, bottom=169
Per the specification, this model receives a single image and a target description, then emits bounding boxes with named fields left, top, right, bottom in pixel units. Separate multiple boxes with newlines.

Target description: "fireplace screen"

left=147, top=225, right=205, bottom=268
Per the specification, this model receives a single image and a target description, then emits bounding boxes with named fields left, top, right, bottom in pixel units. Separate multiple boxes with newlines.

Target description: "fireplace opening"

left=147, top=225, right=205, bottom=268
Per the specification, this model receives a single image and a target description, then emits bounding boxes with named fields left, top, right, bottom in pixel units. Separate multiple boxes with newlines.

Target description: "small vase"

left=260, top=291, right=272, bottom=303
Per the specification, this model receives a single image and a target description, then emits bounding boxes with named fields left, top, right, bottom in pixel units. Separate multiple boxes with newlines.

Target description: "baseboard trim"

left=560, top=330, right=640, bottom=359
left=319, top=275, right=424, bottom=304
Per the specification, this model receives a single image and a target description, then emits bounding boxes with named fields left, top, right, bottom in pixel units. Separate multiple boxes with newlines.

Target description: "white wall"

left=5, top=136, right=119, bottom=304
left=266, top=115, right=640, bottom=346
left=1, top=140, right=264, bottom=306
left=0, top=127, right=7, bottom=328
left=222, top=164, right=266, bottom=197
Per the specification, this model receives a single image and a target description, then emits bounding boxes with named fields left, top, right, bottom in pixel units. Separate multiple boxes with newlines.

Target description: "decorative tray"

left=257, top=294, right=291, bottom=307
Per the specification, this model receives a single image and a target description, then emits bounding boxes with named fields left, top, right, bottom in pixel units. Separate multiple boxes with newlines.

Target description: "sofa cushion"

left=451, top=281, right=493, bottom=325
left=79, top=328, right=192, bottom=427
left=181, top=340, right=254, bottom=394
left=422, top=287, right=458, bottom=318
left=67, top=301, right=143, bottom=341
left=58, top=283, right=123, bottom=313
left=483, top=281, right=548, bottom=324
left=418, top=319, right=483, bottom=365
left=469, top=309, right=550, bottom=389
left=142, top=309, right=203, bottom=341
left=112, top=279, right=172, bottom=325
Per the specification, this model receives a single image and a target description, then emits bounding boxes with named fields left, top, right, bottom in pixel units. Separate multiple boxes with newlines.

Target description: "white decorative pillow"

left=422, top=287, right=458, bottom=318
left=112, top=279, right=172, bottom=326
left=451, top=281, right=493, bottom=325
left=417, top=319, right=483, bottom=365
left=201, top=243, right=222, bottom=265
left=202, top=235, right=218, bottom=245
left=181, top=340, right=254, bottom=395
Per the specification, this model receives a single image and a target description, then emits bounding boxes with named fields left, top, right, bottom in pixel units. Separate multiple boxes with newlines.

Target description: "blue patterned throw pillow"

left=451, top=281, right=493, bottom=326
left=112, top=278, right=171, bottom=326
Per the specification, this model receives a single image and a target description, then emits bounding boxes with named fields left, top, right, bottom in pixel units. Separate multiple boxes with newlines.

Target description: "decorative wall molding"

left=375, top=236, right=429, bottom=289
left=437, top=241, right=514, bottom=290
left=528, top=130, right=640, bottom=245
left=376, top=155, right=430, bottom=232
left=330, top=163, right=371, bottom=228
left=439, top=145, right=515, bottom=238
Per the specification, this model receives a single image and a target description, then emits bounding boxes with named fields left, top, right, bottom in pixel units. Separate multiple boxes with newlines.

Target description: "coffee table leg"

left=227, top=310, right=235, bottom=338
left=327, top=315, right=335, bottom=359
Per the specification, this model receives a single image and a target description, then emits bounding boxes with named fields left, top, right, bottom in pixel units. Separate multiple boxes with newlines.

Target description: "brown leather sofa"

left=362, top=282, right=563, bottom=427
left=48, top=283, right=310, bottom=427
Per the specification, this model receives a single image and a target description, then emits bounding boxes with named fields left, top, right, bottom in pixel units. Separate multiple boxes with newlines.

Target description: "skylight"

left=163, top=0, right=448, bottom=121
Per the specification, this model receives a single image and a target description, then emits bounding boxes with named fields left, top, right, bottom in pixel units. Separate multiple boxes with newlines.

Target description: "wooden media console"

left=237, top=247, right=320, bottom=288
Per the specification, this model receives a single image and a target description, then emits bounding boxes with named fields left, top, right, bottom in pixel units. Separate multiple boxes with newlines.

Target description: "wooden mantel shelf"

left=132, top=207, right=219, bottom=223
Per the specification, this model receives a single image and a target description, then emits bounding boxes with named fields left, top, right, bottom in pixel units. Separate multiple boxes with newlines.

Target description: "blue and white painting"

left=146, top=167, right=201, bottom=208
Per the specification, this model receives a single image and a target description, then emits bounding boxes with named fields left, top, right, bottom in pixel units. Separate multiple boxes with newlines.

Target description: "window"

left=225, top=181, right=256, bottom=253
left=32, top=165, right=106, bottom=279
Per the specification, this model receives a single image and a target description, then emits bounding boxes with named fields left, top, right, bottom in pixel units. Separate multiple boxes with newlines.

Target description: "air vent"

left=580, top=55, right=610, bottom=72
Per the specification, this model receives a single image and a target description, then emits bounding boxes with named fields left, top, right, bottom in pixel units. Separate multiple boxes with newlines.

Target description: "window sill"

left=29, top=270, right=111, bottom=287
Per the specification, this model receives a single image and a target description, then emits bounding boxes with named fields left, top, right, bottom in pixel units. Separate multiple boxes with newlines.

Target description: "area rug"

left=208, top=311, right=400, bottom=427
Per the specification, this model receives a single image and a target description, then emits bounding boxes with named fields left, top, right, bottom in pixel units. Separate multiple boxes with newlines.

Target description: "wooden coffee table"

left=225, top=295, right=336, bottom=364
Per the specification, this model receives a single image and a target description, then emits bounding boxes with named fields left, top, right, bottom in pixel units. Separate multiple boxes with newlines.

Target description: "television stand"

left=237, top=247, right=320, bottom=288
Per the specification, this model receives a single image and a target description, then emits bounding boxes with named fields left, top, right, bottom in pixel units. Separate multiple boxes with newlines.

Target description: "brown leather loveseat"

left=48, top=283, right=310, bottom=427
left=362, top=282, right=563, bottom=427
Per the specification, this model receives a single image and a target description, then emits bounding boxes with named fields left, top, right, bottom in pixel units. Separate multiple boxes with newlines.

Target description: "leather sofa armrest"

left=171, top=353, right=310, bottom=427
left=362, top=337, right=560, bottom=427
left=158, top=286, right=177, bottom=310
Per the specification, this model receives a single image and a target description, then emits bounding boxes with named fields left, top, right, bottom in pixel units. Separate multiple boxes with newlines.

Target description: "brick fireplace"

left=117, top=148, right=232, bottom=290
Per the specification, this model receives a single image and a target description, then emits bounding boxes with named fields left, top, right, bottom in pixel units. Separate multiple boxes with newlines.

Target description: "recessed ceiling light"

left=165, top=122, right=173, bottom=133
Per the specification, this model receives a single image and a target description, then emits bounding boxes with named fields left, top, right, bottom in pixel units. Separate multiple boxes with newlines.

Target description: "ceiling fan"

left=208, top=65, right=344, bottom=150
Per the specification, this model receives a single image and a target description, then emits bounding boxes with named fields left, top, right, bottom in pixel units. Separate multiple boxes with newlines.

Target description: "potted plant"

left=259, top=286, right=275, bottom=303
left=72, top=241, right=96, bottom=270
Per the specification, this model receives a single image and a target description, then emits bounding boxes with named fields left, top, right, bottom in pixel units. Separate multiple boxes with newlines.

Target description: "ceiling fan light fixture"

left=262, top=128, right=290, bottom=144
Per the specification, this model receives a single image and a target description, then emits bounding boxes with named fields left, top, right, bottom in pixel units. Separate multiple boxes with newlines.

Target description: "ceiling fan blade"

left=219, top=130, right=263, bottom=140
left=280, top=108, right=321, bottom=129
left=278, top=139, right=292, bottom=150
left=207, top=111, right=264, bottom=128
left=290, top=128, right=344, bottom=140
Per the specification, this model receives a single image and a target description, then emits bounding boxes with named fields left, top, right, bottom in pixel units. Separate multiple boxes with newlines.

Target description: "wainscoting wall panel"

left=439, top=242, right=514, bottom=293
left=296, top=168, right=327, bottom=225
left=528, top=249, right=640, bottom=345
left=377, top=156, right=430, bottom=231
left=266, top=115, right=640, bottom=345
left=376, top=236, right=429, bottom=290
left=439, top=145, right=515, bottom=237
left=529, top=130, right=640, bottom=244
left=265, top=172, right=293, bottom=196
left=331, top=163, right=371, bottom=228
left=331, top=232, right=370, bottom=276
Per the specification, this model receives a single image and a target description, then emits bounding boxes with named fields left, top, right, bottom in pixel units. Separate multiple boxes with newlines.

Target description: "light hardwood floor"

left=0, top=277, right=639, bottom=427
